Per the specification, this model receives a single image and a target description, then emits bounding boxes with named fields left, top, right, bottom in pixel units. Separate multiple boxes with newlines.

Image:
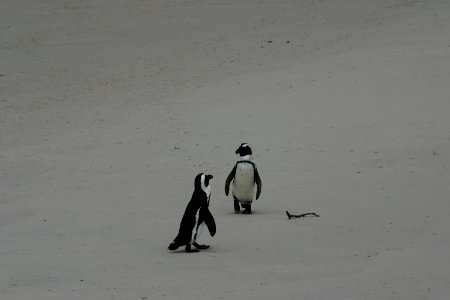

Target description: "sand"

left=1, top=0, right=450, bottom=299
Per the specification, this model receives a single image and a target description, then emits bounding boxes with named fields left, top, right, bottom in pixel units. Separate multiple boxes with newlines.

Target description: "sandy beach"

left=1, top=0, right=450, bottom=299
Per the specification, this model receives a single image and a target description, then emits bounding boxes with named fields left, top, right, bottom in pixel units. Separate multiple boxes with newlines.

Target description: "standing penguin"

left=168, top=173, right=216, bottom=253
left=225, top=143, right=262, bottom=214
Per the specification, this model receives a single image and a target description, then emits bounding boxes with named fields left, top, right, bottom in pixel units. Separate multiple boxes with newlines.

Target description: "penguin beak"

left=207, top=175, right=213, bottom=180
left=235, top=148, right=239, bottom=154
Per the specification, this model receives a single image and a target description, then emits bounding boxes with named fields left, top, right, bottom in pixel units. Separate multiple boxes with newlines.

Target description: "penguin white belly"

left=232, top=164, right=255, bottom=203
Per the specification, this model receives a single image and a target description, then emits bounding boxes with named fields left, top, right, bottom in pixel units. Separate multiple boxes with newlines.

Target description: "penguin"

left=225, top=143, right=262, bottom=214
left=168, top=173, right=216, bottom=253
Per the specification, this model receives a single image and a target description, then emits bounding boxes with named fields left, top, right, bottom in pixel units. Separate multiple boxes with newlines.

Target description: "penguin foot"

left=234, top=200, right=240, bottom=214
left=168, top=242, right=180, bottom=251
left=193, top=242, right=210, bottom=250
left=185, top=245, right=200, bottom=253
left=242, top=205, right=252, bottom=214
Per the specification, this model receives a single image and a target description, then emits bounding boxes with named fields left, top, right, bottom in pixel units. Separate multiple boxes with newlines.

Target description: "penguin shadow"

left=225, top=208, right=268, bottom=216
left=229, top=210, right=262, bottom=216
left=169, top=249, right=210, bottom=254
left=168, top=244, right=217, bottom=254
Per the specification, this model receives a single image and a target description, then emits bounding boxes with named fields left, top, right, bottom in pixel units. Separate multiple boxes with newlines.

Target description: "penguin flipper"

left=255, top=168, right=262, bottom=200
left=225, top=165, right=236, bottom=196
left=201, top=208, right=216, bottom=236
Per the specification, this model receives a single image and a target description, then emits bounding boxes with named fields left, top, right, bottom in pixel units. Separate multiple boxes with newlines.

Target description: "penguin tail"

left=168, top=242, right=180, bottom=251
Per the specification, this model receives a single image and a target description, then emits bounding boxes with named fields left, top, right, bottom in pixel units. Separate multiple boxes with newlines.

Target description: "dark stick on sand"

left=286, top=211, right=320, bottom=219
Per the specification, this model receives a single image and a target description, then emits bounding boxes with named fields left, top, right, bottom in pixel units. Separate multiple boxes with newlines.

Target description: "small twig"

left=286, top=211, right=320, bottom=219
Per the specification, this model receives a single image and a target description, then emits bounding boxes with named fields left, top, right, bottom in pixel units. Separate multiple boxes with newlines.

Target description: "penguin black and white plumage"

left=168, top=173, right=216, bottom=253
left=225, top=143, right=262, bottom=214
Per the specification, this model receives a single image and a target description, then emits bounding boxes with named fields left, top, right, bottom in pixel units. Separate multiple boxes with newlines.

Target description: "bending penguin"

left=225, top=143, right=262, bottom=214
left=168, top=173, right=216, bottom=253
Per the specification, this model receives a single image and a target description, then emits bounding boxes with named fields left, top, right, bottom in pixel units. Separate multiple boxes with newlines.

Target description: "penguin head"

left=235, top=143, right=252, bottom=157
left=194, top=173, right=213, bottom=191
